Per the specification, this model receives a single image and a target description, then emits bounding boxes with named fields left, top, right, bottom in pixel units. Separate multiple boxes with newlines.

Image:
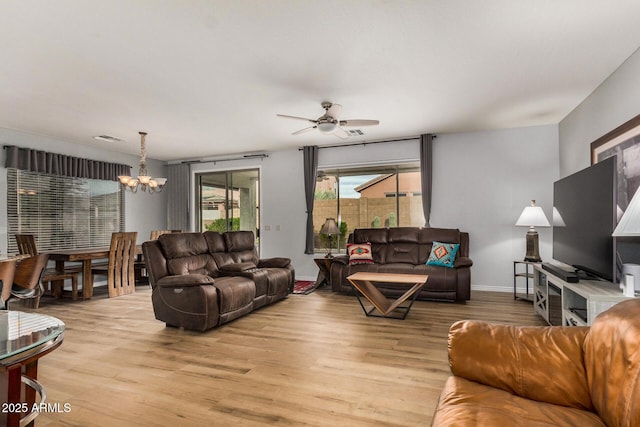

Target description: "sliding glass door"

left=196, top=169, right=260, bottom=244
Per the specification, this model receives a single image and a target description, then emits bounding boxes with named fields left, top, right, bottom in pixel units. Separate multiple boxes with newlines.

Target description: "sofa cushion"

left=352, top=229, right=388, bottom=263
left=166, top=254, right=218, bottom=276
left=419, top=228, right=462, bottom=263
left=224, top=230, right=256, bottom=252
left=347, top=242, right=374, bottom=265
left=213, top=276, right=255, bottom=315
left=427, top=242, right=460, bottom=268
left=223, top=231, right=259, bottom=264
left=388, top=227, right=420, bottom=243
left=159, top=232, right=209, bottom=259
left=432, top=376, right=605, bottom=427
left=203, top=231, right=226, bottom=253
left=386, top=243, right=420, bottom=264
left=584, top=298, right=640, bottom=427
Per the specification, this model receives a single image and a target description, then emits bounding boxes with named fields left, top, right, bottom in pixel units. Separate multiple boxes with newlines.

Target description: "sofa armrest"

left=220, top=262, right=257, bottom=273
left=156, top=274, right=215, bottom=288
left=331, top=255, right=349, bottom=266
left=453, top=257, right=473, bottom=268
left=448, top=320, right=593, bottom=411
left=257, top=257, right=290, bottom=268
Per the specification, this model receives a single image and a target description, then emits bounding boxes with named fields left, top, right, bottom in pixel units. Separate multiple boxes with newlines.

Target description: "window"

left=7, top=169, right=124, bottom=252
left=195, top=169, right=260, bottom=244
left=313, top=163, right=424, bottom=253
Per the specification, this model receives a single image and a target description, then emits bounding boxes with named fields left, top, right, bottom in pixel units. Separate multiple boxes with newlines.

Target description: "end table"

left=513, top=260, right=539, bottom=302
left=313, top=257, right=332, bottom=289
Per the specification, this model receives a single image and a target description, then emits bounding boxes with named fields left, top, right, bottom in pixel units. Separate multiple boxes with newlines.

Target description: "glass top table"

left=0, top=311, right=64, bottom=427
left=0, top=311, right=65, bottom=365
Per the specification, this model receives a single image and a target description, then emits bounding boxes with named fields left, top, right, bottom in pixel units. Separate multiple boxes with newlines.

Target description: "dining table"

left=45, top=245, right=142, bottom=300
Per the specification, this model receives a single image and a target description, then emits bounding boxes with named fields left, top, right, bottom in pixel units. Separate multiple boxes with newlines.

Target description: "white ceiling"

left=1, top=1, right=639, bottom=162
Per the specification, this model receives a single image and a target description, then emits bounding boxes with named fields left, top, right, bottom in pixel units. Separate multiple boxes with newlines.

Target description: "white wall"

left=0, top=128, right=167, bottom=252
left=191, top=129, right=558, bottom=292
left=432, top=125, right=558, bottom=291
left=560, top=48, right=640, bottom=177
left=0, top=124, right=561, bottom=293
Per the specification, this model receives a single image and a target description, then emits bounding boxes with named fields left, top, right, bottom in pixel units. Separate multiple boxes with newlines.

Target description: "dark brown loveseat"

left=142, top=230, right=294, bottom=331
left=330, top=227, right=472, bottom=302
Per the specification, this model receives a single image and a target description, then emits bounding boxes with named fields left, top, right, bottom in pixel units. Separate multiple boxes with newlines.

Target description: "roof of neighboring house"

left=354, top=174, right=394, bottom=193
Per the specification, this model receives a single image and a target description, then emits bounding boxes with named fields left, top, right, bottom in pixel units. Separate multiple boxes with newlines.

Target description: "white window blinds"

left=7, top=169, right=124, bottom=253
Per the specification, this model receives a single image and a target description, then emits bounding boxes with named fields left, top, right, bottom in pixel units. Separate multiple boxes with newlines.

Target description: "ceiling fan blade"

left=277, top=114, right=317, bottom=123
left=326, top=103, right=342, bottom=118
left=332, top=127, right=349, bottom=139
left=292, top=126, right=317, bottom=135
left=339, top=119, right=380, bottom=127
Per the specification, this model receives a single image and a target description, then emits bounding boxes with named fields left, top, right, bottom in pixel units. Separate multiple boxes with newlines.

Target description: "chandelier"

left=118, top=131, right=167, bottom=194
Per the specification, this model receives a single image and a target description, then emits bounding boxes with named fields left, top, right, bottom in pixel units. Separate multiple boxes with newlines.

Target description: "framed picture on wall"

left=591, top=114, right=640, bottom=213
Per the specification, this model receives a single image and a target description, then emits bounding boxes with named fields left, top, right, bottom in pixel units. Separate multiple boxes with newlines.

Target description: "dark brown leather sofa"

left=142, top=230, right=294, bottom=331
left=432, top=298, right=640, bottom=426
left=330, top=227, right=472, bottom=301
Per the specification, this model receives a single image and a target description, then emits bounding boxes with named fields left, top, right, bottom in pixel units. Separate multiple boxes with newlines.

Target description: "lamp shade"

left=613, top=187, right=640, bottom=236
left=320, top=218, right=340, bottom=235
left=516, top=200, right=550, bottom=227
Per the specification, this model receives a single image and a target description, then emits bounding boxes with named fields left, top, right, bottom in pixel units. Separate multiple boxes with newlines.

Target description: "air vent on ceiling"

left=93, top=135, right=124, bottom=143
left=347, top=129, right=364, bottom=136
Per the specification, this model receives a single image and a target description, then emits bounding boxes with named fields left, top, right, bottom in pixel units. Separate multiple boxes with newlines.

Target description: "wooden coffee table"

left=347, top=272, right=429, bottom=320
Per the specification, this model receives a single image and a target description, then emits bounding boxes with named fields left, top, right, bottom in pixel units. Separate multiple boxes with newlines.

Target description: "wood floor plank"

left=8, top=287, right=546, bottom=426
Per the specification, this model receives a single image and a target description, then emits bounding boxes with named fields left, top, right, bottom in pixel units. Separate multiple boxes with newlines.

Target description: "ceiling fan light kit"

left=317, top=121, right=337, bottom=133
left=277, top=102, right=379, bottom=139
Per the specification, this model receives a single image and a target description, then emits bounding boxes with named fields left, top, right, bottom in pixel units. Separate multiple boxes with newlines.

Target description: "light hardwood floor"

left=13, top=287, right=546, bottom=426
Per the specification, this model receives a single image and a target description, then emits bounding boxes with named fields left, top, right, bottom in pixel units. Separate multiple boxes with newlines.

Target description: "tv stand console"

left=533, top=264, right=634, bottom=326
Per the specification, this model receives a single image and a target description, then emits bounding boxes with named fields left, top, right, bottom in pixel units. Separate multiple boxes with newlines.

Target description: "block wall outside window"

left=313, top=163, right=424, bottom=254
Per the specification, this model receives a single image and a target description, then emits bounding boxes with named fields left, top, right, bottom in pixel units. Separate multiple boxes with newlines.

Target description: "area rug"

left=293, top=280, right=316, bottom=294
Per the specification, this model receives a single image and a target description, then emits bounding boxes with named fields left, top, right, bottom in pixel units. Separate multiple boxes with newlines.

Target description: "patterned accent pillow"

left=347, top=242, right=374, bottom=265
left=426, top=241, right=460, bottom=268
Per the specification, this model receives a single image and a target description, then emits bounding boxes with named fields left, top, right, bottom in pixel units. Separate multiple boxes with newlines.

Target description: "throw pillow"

left=347, top=242, right=374, bottom=265
left=426, top=241, right=460, bottom=268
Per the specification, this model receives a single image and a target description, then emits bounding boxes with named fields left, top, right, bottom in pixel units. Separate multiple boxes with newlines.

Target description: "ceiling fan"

left=277, top=102, right=379, bottom=139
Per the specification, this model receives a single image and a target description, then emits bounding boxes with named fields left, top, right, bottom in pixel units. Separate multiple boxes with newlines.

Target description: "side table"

left=514, top=260, right=539, bottom=302
left=313, top=257, right=332, bottom=289
left=0, top=311, right=65, bottom=427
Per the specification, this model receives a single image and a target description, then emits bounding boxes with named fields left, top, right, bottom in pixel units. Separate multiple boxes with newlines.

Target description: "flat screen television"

left=552, top=156, right=617, bottom=282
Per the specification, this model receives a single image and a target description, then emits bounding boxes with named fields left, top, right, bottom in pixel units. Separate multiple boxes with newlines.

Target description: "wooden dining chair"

left=0, top=258, right=19, bottom=309
left=137, top=230, right=181, bottom=283
left=14, top=234, right=82, bottom=300
left=9, top=253, right=49, bottom=308
left=149, top=229, right=181, bottom=240
left=92, top=232, right=138, bottom=297
left=15, top=233, right=38, bottom=256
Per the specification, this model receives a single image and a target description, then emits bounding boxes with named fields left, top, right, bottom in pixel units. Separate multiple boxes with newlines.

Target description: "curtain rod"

left=296, top=134, right=434, bottom=150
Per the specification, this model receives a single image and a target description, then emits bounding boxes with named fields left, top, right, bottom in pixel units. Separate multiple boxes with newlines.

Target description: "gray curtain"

left=166, top=163, right=190, bottom=231
left=303, top=145, right=319, bottom=254
left=4, top=145, right=130, bottom=181
left=420, top=134, right=434, bottom=227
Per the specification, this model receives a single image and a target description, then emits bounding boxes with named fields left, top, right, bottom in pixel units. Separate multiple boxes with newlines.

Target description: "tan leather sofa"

left=142, top=231, right=294, bottom=331
left=330, top=227, right=472, bottom=301
left=431, top=298, right=640, bottom=426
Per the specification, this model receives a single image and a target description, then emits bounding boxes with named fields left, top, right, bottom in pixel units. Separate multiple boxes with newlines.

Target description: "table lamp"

left=320, top=218, right=340, bottom=258
left=516, top=200, right=550, bottom=262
